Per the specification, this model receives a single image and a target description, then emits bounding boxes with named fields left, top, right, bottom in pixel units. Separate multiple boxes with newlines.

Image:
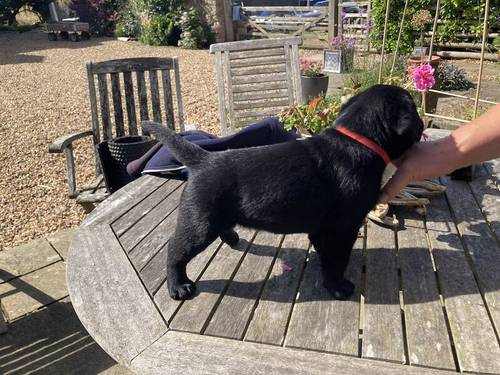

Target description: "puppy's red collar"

left=335, top=127, right=391, bottom=166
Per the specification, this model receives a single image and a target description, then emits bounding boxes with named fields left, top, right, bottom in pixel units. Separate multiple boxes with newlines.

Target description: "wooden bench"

left=67, top=157, right=500, bottom=374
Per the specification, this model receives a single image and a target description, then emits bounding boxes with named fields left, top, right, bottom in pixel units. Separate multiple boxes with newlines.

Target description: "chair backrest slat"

left=135, top=70, right=149, bottom=123
left=210, top=37, right=303, bottom=134
left=149, top=70, right=162, bottom=123
left=110, top=72, right=125, bottom=137
left=123, top=71, right=138, bottom=135
left=97, top=74, right=112, bottom=140
left=86, top=57, right=185, bottom=178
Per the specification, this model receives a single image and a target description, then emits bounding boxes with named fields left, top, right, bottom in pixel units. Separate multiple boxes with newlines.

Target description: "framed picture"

left=323, top=49, right=342, bottom=74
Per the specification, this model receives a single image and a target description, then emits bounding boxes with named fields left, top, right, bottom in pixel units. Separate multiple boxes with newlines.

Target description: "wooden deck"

left=67, top=160, right=500, bottom=374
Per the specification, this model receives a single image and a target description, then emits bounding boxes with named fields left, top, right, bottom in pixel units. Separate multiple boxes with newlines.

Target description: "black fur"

left=142, top=85, right=423, bottom=301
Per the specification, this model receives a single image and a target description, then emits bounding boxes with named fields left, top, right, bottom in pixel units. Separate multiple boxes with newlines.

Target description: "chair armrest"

left=49, top=130, right=93, bottom=153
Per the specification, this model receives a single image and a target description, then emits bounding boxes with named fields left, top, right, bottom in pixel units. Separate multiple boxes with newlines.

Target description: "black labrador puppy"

left=143, top=84, right=423, bottom=301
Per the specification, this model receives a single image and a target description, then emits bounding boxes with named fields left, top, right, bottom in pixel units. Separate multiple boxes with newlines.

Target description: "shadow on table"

left=0, top=299, right=131, bottom=374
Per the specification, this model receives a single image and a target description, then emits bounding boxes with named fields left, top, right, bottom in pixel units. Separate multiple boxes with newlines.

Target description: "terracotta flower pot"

left=300, top=75, right=329, bottom=102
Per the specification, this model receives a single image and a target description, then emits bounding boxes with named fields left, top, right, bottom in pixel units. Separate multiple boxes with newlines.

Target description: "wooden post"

left=328, top=0, right=338, bottom=41
left=222, top=0, right=234, bottom=42
left=473, top=0, right=490, bottom=119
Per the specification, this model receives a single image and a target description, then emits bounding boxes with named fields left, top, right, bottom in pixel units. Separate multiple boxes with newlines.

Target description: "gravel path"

left=0, top=30, right=224, bottom=249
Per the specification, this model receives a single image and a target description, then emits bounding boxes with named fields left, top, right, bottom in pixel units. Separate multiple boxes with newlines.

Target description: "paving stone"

left=46, top=228, right=76, bottom=260
left=1, top=238, right=61, bottom=283
left=0, top=262, right=68, bottom=320
left=0, top=297, right=132, bottom=374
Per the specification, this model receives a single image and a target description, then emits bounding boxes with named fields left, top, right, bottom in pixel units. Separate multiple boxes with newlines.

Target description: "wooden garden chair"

left=49, top=57, right=185, bottom=212
left=210, top=37, right=304, bottom=135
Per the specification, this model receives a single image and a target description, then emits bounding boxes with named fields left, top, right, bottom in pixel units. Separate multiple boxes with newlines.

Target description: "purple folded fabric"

left=127, top=117, right=298, bottom=178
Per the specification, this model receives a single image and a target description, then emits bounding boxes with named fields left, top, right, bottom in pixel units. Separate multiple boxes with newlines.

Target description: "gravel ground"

left=0, top=30, right=226, bottom=249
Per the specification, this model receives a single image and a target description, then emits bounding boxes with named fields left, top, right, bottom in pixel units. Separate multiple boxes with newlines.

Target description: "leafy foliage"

left=114, top=4, right=141, bottom=37
left=0, top=0, right=51, bottom=25
left=279, top=96, right=342, bottom=135
left=177, top=8, right=215, bottom=49
left=370, top=0, right=500, bottom=54
left=140, top=13, right=179, bottom=45
left=436, top=61, right=474, bottom=91
left=299, top=58, right=324, bottom=77
left=69, top=0, right=123, bottom=36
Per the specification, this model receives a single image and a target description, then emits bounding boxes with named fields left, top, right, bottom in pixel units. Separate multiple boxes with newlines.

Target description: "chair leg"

left=0, top=299, right=8, bottom=334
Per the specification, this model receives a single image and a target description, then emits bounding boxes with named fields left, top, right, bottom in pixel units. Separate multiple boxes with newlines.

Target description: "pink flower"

left=412, top=64, right=435, bottom=91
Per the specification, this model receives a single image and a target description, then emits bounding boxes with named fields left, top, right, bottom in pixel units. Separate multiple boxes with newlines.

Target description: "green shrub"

left=140, top=14, right=179, bottom=45
left=370, top=0, right=500, bottom=54
left=177, top=7, right=215, bottom=49
left=436, top=61, right=474, bottom=91
left=114, top=5, right=140, bottom=37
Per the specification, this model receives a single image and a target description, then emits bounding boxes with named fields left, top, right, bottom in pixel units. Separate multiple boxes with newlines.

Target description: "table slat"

left=426, top=195, right=500, bottom=374
left=244, top=233, right=309, bottom=346
left=363, top=221, right=405, bottom=363
left=396, top=209, right=455, bottom=370
left=169, top=227, right=256, bottom=333
left=154, top=239, right=223, bottom=321
left=67, top=225, right=167, bottom=365
left=285, top=238, right=362, bottom=355
left=112, top=179, right=183, bottom=236
left=204, top=231, right=282, bottom=339
left=443, top=177, right=500, bottom=332
left=120, top=185, right=183, bottom=252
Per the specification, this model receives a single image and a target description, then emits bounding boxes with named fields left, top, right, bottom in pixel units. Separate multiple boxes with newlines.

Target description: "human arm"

left=379, top=103, right=500, bottom=204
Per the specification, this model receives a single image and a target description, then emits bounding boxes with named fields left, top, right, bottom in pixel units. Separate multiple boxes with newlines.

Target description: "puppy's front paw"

left=220, top=230, right=239, bottom=247
left=324, top=277, right=354, bottom=300
left=168, top=281, right=196, bottom=300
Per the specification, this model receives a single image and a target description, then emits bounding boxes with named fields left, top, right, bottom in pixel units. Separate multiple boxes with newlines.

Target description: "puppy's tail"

left=142, top=121, right=209, bottom=168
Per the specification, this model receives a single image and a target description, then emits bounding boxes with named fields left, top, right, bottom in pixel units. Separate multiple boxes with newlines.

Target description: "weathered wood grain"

left=129, top=208, right=178, bottom=272
left=123, top=70, right=138, bottom=135
left=130, top=330, right=451, bottom=375
left=149, top=70, right=162, bottom=123
left=86, top=63, right=101, bottom=146
left=232, top=82, right=289, bottom=93
left=169, top=227, right=256, bottom=333
left=244, top=233, right=309, bottom=345
left=223, top=51, right=236, bottom=133
left=233, top=99, right=290, bottom=111
left=229, top=47, right=286, bottom=59
left=97, top=74, right=112, bottom=140
left=469, top=163, right=500, bottom=241
left=230, top=57, right=285, bottom=68
left=204, top=231, right=282, bottom=339
left=136, top=70, right=149, bottom=123
left=214, top=50, right=228, bottom=134
left=363, top=221, right=404, bottom=363
left=233, top=91, right=289, bottom=102
left=83, top=175, right=165, bottom=228
left=119, top=184, right=183, bottom=252
left=285, top=238, right=362, bottom=355
left=112, top=179, right=182, bottom=237
left=154, top=239, right=223, bottom=322
left=232, top=74, right=288, bottom=85
left=161, top=69, right=175, bottom=130
left=443, top=176, right=500, bottom=333
left=210, top=36, right=301, bottom=53
left=110, top=72, right=124, bottom=137
left=67, top=225, right=167, bottom=365
left=231, top=66, right=287, bottom=76
left=172, top=57, right=185, bottom=132
left=90, top=57, right=174, bottom=74
left=426, top=194, right=500, bottom=374
left=396, top=209, right=455, bottom=370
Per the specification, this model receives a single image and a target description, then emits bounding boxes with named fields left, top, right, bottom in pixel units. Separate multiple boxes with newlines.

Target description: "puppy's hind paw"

left=325, top=278, right=355, bottom=300
left=169, top=281, right=196, bottom=300
left=220, top=230, right=239, bottom=247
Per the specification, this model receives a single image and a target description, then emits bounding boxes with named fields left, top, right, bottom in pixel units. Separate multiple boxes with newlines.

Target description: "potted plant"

left=299, top=58, right=329, bottom=101
left=278, top=95, right=342, bottom=137
left=408, top=10, right=441, bottom=73
left=326, top=36, right=355, bottom=73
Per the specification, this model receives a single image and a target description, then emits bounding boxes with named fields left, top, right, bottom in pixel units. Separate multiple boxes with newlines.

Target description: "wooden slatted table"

left=67, top=160, right=500, bottom=374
